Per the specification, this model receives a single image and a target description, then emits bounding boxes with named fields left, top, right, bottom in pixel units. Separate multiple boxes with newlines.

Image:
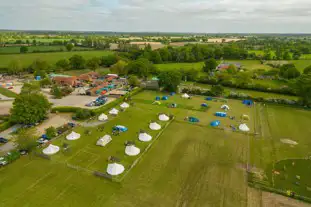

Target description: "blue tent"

left=113, top=125, right=128, bottom=132
left=243, top=100, right=253, bottom=106
left=215, top=112, right=227, bottom=117
left=210, top=120, right=220, bottom=127
left=205, top=97, right=213, bottom=101
left=155, top=96, right=161, bottom=101
left=188, top=117, right=199, bottom=123
left=201, top=103, right=208, bottom=107
left=170, top=92, right=175, bottom=96
left=35, top=76, right=41, bottom=81
left=162, top=96, right=168, bottom=100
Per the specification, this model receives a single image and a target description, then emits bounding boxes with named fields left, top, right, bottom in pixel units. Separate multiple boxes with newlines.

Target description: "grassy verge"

left=0, top=87, right=18, bottom=98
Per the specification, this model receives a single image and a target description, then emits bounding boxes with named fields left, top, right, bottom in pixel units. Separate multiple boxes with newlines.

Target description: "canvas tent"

left=120, top=102, right=130, bottom=109
left=149, top=122, right=161, bottom=130
left=243, top=100, right=253, bottom=106
left=66, top=131, right=81, bottom=140
left=96, top=135, right=112, bottom=147
left=215, top=112, right=227, bottom=117
left=155, top=96, right=161, bottom=100
left=125, top=145, right=140, bottom=156
left=182, top=93, right=190, bottom=99
left=107, top=163, right=125, bottom=176
left=206, top=97, right=213, bottom=101
left=98, top=113, right=108, bottom=121
left=188, top=117, right=199, bottom=123
left=109, top=108, right=119, bottom=115
left=159, top=114, right=170, bottom=121
left=113, top=125, right=128, bottom=132
left=162, top=96, right=168, bottom=100
left=210, top=120, right=220, bottom=127
left=42, top=144, right=60, bottom=155
left=221, top=105, right=230, bottom=110
left=239, top=124, right=250, bottom=132
left=201, top=103, right=208, bottom=107
left=139, top=133, right=152, bottom=142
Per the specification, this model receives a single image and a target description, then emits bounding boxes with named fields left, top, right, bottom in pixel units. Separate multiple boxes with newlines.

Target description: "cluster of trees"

left=119, top=43, right=250, bottom=63
left=10, top=83, right=51, bottom=125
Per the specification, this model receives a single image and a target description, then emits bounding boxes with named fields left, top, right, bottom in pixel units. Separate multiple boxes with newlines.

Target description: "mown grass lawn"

left=0, top=50, right=113, bottom=68
left=0, top=90, right=256, bottom=206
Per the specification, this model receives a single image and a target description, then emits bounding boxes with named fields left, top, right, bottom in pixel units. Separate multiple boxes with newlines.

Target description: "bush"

left=51, top=106, right=81, bottom=113
left=74, top=109, right=95, bottom=120
left=46, top=126, right=57, bottom=139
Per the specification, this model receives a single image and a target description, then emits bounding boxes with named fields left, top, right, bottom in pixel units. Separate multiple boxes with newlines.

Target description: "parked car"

left=19, top=149, right=28, bottom=156
left=0, top=137, right=8, bottom=143
left=37, top=138, right=49, bottom=145
left=8, top=86, right=13, bottom=89
left=68, top=122, right=76, bottom=128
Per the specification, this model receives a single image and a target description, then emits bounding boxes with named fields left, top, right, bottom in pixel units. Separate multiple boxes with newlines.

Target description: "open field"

left=156, top=60, right=273, bottom=72
left=1, top=90, right=311, bottom=206
left=0, top=46, right=94, bottom=54
left=0, top=90, right=257, bottom=206
left=182, top=82, right=298, bottom=100
left=291, top=60, right=311, bottom=71
left=249, top=104, right=311, bottom=199
left=0, top=51, right=113, bottom=68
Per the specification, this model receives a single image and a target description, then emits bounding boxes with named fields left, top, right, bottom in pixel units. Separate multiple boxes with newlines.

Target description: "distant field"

left=291, top=60, right=311, bottom=71
left=0, top=51, right=113, bottom=68
left=156, top=60, right=272, bottom=72
left=0, top=46, right=94, bottom=54
left=182, top=82, right=298, bottom=100
left=301, top=54, right=311, bottom=60
left=6, top=38, right=84, bottom=43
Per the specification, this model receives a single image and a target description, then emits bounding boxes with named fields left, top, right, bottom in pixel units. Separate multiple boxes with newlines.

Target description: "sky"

left=1, top=0, right=311, bottom=33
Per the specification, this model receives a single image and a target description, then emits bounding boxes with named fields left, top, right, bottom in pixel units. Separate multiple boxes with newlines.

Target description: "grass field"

left=0, top=90, right=257, bottom=206
left=0, top=87, right=18, bottom=98
left=1, top=90, right=311, bottom=206
left=249, top=104, right=311, bottom=199
left=291, top=60, right=311, bottom=71
left=182, top=82, right=298, bottom=100
left=0, top=51, right=113, bottom=68
left=0, top=46, right=94, bottom=54
left=155, top=60, right=273, bottom=72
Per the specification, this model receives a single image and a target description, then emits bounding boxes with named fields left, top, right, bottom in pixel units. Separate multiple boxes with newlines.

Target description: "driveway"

left=0, top=100, right=13, bottom=115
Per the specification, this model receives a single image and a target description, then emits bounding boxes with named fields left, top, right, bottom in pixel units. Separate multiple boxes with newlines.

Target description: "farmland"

left=0, top=51, right=113, bottom=68
left=0, top=46, right=94, bottom=54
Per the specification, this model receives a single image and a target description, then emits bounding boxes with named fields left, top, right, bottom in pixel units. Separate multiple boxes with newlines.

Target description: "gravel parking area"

left=0, top=100, right=13, bottom=115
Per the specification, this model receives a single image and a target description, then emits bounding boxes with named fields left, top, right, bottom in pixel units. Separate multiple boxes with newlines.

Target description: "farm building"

left=78, top=72, right=100, bottom=82
left=52, top=76, right=79, bottom=87
left=216, top=63, right=241, bottom=71
left=108, top=90, right=128, bottom=98
left=87, top=82, right=109, bottom=96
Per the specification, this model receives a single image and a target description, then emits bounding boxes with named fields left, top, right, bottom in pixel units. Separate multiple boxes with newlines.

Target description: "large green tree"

left=203, top=58, right=217, bottom=72
left=20, top=46, right=28, bottom=53
left=21, top=82, right=41, bottom=94
left=55, top=59, right=70, bottom=71
left=10, top=93, right=51, bottom=124
left=303, top=65, right=311, bottom=74
left=279, top=64, right=301, bottom=79
left=295, top=73, right=311, bottom=106
left=158, top=70, right=182, bottom=92
left=69, top=55, right=86, bottom=69
left=66, top=43, right=74, bottom=51
left=101, top=55, right=118, bottom=67
left=125, top=58, right=156, bottom=78
left=31, top=59, right=49, bottom=73
left=8, top=60, right=23, bottom=75
left=87, top=57, right=101, bottom=71
left=110, top=60, right=128, bottom=76
left=14, top=128, right=37, bottom=151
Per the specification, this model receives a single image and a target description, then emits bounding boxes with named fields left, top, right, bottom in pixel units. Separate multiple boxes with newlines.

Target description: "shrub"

left=46, top=126, right=57, bottom=139
left=74, top=109, right=95, bottom=120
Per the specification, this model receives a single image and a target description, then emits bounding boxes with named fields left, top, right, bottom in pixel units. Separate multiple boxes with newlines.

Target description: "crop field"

left=0, top=46, right=94, bottom=54
left=1, top=90, right=311, bottom=206
left=0, top=51, right=113, bottom=68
